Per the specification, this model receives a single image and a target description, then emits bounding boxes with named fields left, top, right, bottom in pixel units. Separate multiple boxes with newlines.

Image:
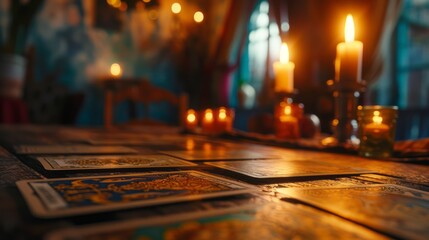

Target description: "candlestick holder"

left=325, top=80, right=366, bottom=145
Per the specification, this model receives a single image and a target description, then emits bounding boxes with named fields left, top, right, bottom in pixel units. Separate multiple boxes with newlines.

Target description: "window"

left=394, top=0, right=429, bottom=139
left=239, top=1, right=282, bottom=105
left=396, top=0, right=429, bottom=108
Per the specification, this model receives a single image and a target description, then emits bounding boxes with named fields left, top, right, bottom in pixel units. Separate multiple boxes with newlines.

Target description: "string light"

left=194, top=11, right=204, bottom=23
left=171, top=3, right=181, bottom=14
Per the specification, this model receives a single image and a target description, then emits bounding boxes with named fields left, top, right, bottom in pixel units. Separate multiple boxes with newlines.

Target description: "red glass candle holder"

left=184, top=109, right=198, bottom=131
left=274, top=100, right=303, bottom=139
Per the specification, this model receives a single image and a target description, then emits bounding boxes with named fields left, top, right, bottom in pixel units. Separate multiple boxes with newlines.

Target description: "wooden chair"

left=102, top=79, right=187, bottom=129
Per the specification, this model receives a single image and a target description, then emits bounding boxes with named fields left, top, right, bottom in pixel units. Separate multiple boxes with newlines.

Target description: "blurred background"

left=0, top=0, right=427, bottom=139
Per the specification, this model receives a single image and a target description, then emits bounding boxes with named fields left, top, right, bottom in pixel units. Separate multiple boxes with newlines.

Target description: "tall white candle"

left=273, top=43, right=295, bottom=93
left=336, top=14, right=363, bottom=83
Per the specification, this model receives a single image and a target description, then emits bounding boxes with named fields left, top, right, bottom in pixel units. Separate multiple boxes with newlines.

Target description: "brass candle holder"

left=326, top=80, right=365, bottom=145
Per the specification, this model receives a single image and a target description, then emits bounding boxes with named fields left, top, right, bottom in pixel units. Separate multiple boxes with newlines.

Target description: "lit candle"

left=202, top=108, right=215, bottom=133
left=110, top=63, right=122, bottom=79
left=218, top=107, right=227, bottom=126
left=275, top=104, right=300, bottom=139
left=216, top=107, right=233, bottom=133
left=273, top=43, right=295, bottom=93
left=363, top=110, right=389, bottom=139
left=185, top=109, right=198, bottom=131
left=358, top=106, right=397, bottom=158
left=336, top=14, right=363, bottom=83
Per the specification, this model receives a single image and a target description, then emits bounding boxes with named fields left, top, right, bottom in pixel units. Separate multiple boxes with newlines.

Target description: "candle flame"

left=204, top=109, right=213, bottom=122
left=372, top=111, right=383, bottom=124
left=280, top=43, right=290, bottom=63
left=218, top=108, right=227, bottom=120
left=186, top=110, right=196, bottom=123
left=284, top=106, right=292, bottom=115
left=110, top=63, right=122, bottom=77
left=345, top=14, right=355, bottom=43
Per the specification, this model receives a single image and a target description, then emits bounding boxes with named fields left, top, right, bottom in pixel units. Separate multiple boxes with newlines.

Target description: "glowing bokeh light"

left=171, top=3, right=181, bottom=14
left=110, top=63, right=122, bottom=77
left=194, top=11, right=204, bottom=23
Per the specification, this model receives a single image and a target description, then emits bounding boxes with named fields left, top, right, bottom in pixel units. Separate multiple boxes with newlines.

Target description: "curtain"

left=268, top=0, right=289, bottom=41
left=358, top=0, right=403, bottom=85
left=201, top=0, right=258, bottom=107
left=254, top=0, right=290, bottom=107
left=364, top=0, right=403, bottom=105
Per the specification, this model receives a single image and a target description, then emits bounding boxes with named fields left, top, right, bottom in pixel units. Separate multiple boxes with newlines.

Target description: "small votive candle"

left=216, top=107, right=234, bottom=133
left=274, top=101, right=303, bottom=139
left=185, top=109, right=198, bottom=131
left=202, top=108, right=215, bottom=133
left=357, top=106, right=398, bottom=158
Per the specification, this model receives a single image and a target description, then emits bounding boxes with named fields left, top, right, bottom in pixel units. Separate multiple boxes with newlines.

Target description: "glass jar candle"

left=357, top=105, right=398, bottom=158
left=215, top=107, right=234, bottom=133
left=202, top=108, right=215, bottom=134
left=184, top=109, right=198, bottom=131
left=274, top=100, right=303, bottom=139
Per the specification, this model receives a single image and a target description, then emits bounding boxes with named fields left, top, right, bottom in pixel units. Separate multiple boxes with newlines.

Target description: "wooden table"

left=0, top=125, right=428, bottom=239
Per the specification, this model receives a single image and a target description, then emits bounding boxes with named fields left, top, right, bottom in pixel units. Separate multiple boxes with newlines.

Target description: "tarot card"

left=35, top=155, right=197, bottom=171
left=16, top=171, right=256, bottom=218
left=46, top=201, right=388, bottom=240
left=14, top=145, right=138, bottom=154
left=86, top=138, right=158, bottom=145
left=354, top=173, right=429, bottom=192
left=161, top=149, right=280, bottom=161
left=0, top=146, right=14, bottom=158
left=206, top=159, right=373, bottom=178
left=278, top=184, right=429, bottom=240
left=87, top=134, right=202, bottom=146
